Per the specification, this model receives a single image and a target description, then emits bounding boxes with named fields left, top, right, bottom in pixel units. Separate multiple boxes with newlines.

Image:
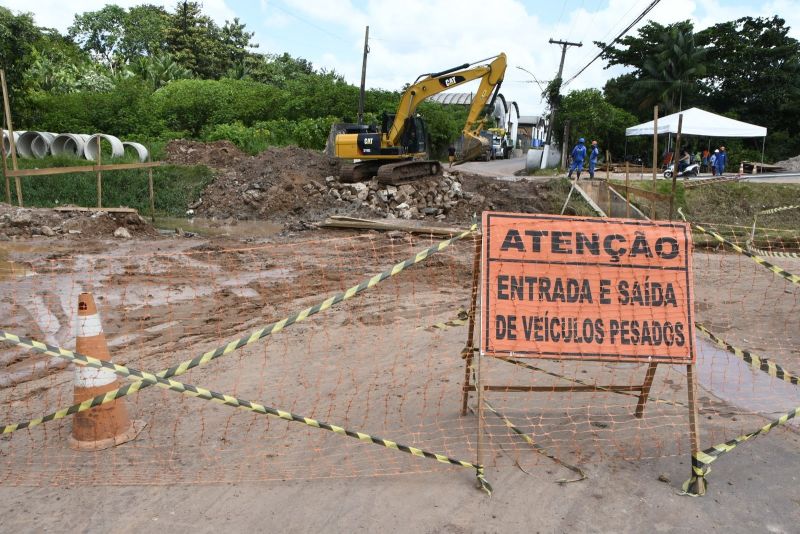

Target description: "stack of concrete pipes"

left=2, top=130, right=149, bottom=162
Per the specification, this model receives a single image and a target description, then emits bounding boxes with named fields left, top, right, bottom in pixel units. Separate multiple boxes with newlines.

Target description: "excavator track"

left=339, top=161, right=384, bottom=183
left=376, top=160, right=442, bottom=185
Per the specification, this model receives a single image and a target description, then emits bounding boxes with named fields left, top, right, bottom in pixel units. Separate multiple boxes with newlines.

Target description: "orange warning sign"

left=481, top=212, right=695, bottom=363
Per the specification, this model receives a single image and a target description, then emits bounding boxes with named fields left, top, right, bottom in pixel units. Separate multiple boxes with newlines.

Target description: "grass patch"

left=4, top=156, right=213, bottom=216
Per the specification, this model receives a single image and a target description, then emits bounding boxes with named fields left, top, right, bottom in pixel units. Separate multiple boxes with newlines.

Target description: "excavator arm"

left=385, top=53, right=507, bottom=148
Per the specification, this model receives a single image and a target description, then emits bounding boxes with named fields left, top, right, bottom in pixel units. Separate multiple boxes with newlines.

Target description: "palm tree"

left=635, top=28, right=707, bottom=112
left=131, top=53, right=192, bottom=89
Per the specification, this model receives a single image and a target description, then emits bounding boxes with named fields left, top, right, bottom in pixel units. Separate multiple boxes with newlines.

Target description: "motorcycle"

left=663, top=162, right=700, bottom=179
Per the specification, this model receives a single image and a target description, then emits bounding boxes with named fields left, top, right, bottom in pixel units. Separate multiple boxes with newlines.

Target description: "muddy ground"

left=0, top=225, right=798, bottom=531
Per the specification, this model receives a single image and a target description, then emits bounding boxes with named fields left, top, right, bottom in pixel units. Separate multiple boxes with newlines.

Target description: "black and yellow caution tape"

left=483, top=399, right=586, bottom=484
left=2, top=225, right=478, bottom=435
left=695, top=323, right=800, bottom=387
left=757, top=204, right=800, bottom=216
left=681, top=404, right=800, bottom=497
left=678, top=208, right=800, bottom=286
left=745, top=241, right=800, bottom=259
left=0, top=330, right=492, bottom=495
left=428, top=309, right=469, bottom=330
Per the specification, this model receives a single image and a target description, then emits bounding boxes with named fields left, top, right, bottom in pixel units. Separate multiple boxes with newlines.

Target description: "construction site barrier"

left=0, top=225, right=798, bottom=494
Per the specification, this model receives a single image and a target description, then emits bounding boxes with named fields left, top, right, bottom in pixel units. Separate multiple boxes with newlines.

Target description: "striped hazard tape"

left=680, top=325, right=799, bottom=496
left=428, top=309, right=469, bottom=330
left=757, top=204, right=800, bottom=216
left=678, top=208, right=800, bottom=286
left=745, top=241, right=800, bottom=259
left=1, top=225, right=477, bottom=435
left=0, top=330, right=492, bottom=495
left=695, top=323, right=800, bottom=387
left=681, top=404, right=800, bottom=497
left=483, top=400, right=586, bottom=484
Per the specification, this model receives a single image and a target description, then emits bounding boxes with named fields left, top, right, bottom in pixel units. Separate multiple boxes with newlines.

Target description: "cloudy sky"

left=3, top=0, right=798, bottom=116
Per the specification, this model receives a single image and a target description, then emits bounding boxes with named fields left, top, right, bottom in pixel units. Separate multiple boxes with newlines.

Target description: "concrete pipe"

left=2, top=130, right=22, bottom=158
left=51, top=133, right=88, bottom=158
left=84, top=133, right=124, bottom=161
left=16, top=131, right=41, bottom=158
left=122, top=141, right=149, bottom=163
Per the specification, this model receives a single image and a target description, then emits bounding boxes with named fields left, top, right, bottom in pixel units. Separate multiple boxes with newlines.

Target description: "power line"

left=562, top=0, right=662, bottom=87
left=268, top=1, right=349, bottom=43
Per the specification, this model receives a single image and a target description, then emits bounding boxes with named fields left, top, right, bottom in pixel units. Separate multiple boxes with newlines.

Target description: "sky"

left=3, top=0, right=798, bottom=116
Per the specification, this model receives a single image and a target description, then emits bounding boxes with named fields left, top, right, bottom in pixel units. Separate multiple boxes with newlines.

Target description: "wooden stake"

left=1, top=114, right=9, bottom=204
left=625, top=161, right=630, bottom=218
left=148, top=151, right=155, bottom=222
left=606, top=150, right=610, bottom=181
left=668, top=114, right=683, bottom=221
left=461, top=234, right=482, bottom=416
left=634, top=363, right=658, bottom=418
left=686, top=363, right=705, bottom=495
left=96, top=136, right=102, bottom=208
left=652, top=105, right=658, bottom=219
left=1, top=70, right=22, bottom=206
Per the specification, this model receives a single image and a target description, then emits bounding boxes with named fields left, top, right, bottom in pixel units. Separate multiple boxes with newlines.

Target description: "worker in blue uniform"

left=567, top=137, right=587, bottom=179
left=588, top=140, right=600, bottom=179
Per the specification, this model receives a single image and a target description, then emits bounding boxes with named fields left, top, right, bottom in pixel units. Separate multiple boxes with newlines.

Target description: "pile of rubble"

left=0, top=205, right=157, bottom=240
left=318, top=172, right=482, bottom=220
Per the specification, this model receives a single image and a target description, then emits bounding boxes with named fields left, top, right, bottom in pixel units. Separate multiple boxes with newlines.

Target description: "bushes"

left=153, top=78, right=285, bottom=135
left=201, top=116, right=340, bottom=154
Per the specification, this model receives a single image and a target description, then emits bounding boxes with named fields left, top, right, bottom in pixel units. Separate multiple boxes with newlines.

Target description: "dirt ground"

left=0, top=224, right=798, bottom=532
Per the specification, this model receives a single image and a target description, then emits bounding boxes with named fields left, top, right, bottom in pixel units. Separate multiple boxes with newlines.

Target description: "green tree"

left=118, top=5, right=170, bottom=61
left=0, top=8, right=42, bottom=104
left=130, top=53, right=192, bottom=89
left=68, top=5, right=127, bottom=70
left=554, top=89, right=637, bottom=153
left=165, top=1, right=255, bottom=79
left=696, top=16, right=800, bottom=159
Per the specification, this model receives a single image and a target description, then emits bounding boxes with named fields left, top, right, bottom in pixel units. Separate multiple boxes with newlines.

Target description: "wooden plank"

left=320, top=216, right=466, bottom=236
left=5, top=161, right=163, bottom=177
left=1, top=69, right=21, bottom=206
left=612, top=183, right=671, bottom=203
left=53, top=206, right=138, bottom=214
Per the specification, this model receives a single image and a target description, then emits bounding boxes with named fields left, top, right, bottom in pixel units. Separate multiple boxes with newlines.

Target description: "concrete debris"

left=113, top=227, right=132, bottom=239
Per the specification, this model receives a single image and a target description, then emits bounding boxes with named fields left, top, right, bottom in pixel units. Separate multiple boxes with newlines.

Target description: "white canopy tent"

left=626, top=107, right=767, bottom=137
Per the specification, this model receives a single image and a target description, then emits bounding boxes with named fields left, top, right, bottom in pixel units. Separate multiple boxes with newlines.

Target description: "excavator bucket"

left=457, top=134, right=490, bottom=164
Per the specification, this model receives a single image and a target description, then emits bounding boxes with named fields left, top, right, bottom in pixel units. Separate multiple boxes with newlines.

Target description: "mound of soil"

left=193, top=145, right=342, bottom=222
left=774, top=154, right=800, bottom=172
left=0, top=204, right=158, bottom=240
left=164, top=140, right=246, bottom=170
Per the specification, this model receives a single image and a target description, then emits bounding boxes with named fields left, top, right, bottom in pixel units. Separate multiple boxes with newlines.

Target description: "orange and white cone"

left=69, top=292, right=145, bottom=451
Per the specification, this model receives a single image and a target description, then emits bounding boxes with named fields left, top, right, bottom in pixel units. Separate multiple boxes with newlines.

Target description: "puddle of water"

left=0, top=247, right=35, bottom=281
left=155, top=217, right=283, bottom=238
left=695, top=338, right=800, bottom=427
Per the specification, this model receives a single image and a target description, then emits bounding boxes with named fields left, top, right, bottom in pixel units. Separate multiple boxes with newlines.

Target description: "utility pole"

left=357, top=25, right=370, bottom=124
left=544, top=38, right=582, bottom=145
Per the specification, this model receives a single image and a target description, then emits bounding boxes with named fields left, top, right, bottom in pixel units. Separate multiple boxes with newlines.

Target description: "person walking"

left=715, top=146, right=727, bottom=175
left=588, top=140, right=600, bottom=179
left=567, top=137, right=587, bottom=179
left=448, top=144, right=456, bottom=168
left=710, top=149, right=719, bottom=176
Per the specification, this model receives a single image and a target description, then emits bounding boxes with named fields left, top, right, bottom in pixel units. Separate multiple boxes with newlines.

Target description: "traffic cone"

left=69, top=292, right=145, bottom=451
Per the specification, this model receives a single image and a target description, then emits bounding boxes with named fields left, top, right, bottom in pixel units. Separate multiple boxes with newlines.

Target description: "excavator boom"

left=332, top=53, right=507, bottom=183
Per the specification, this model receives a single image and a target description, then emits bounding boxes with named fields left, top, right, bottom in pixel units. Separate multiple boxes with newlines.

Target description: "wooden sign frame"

left=460, top=213, right=704, bottom=494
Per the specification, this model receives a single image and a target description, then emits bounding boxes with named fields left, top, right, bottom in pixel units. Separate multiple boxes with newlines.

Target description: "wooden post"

left=634, top=363, right=658, bottom=418
left=148, top=151, right=155, bottom=222
left=606, top=150, right=610, bottom=181
left=1, top=70, right=22, bottom=206
left=461, top=234, right=483, bottom=416
left=668, top=114, right=683, bottom=221
left=96, top=136, right=102, bottom=208
left=625, top=161, right=630, bottom=218
left=475, top=324, right=485, bottom=486
left=1, top=116, right=9, bottom=204
left=652, top=106, right=658, bottom=219
left=686, top=363, right=705, bottom=495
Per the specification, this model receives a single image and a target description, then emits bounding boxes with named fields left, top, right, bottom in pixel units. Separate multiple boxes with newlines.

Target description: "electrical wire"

left=562, top=0, right=662, bottom=87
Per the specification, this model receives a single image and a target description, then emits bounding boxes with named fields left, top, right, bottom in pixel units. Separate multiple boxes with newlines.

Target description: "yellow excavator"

left=331, top=53, right=507, bottom=184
